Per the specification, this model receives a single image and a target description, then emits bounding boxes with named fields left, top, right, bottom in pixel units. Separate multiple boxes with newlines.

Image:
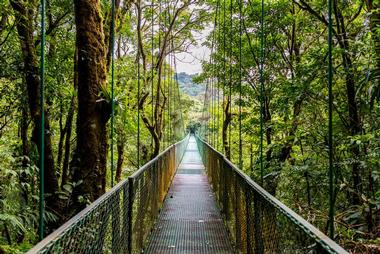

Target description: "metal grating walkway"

left=144, top=136, right=234, bottom=253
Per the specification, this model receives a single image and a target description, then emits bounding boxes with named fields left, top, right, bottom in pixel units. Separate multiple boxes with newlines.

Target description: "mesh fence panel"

left=196, top=135, right=348, bottom=254
left=28, top=135, right=189, bottom=254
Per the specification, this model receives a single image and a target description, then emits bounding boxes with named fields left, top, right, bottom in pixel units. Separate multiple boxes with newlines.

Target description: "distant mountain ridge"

left=176, top=72, right=204, bottom=97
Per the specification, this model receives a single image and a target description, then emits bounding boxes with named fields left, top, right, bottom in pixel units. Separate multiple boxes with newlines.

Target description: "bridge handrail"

left=27, top=134, right=190, bottom=254
left=27, top=178, right=129, bottom=253
left=196, top=135, right=348, bottom=254
left=129, top=134, right=189, bottom=179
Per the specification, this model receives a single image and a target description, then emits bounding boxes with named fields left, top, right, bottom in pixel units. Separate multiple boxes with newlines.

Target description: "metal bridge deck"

left=144, top=136, right=234, bottom=253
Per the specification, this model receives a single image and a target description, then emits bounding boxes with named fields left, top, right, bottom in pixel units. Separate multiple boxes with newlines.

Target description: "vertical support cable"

left=168, top=23, right=172, bottom=144
left=110, top=0, right=116, bottom=187
left=222, top=0, right=226, bottom=152
left=39, top=0, right=46, bottom=240
left=228, top=0, right=233, bottom=160
left=215, top=0, right=220, bottom=148
left=208, top=3, right=218, bottom=144
left=238, top=0, right=243, bottom=170
left=137, top=3, right=142, bottom=168
left=259, top=0, right=265, bottom=185
left=167, top=4, right=174, bottom=138
left=151, top=0, right=154, bottom=151
left=203, top=78, right=210, bottom=139
left=216, top=0, right=222, bottom=150
left=328, top=0, right=335, bottom=239
left=173, top=56, right=184, bottom=135
left=137, top=59, right=141, bottom=168
left=168, top=53, right=171, bottom=143
left=162, top=0, right=168, bottom=148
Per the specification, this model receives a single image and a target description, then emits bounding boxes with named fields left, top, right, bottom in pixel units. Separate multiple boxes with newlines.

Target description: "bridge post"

left=234, top=177, right=243, bottom=252
left=122, top=183, right=129, bottom=253
left=112, top=190, right=121, bottom=254
left=253, top=193, right=264, bottom=254
left=245, top=191, right=253, bottom=254
left=127, top=177, right=134, bottom=254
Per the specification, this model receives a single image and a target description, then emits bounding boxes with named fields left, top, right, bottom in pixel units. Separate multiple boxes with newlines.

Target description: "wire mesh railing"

left=27, top=134, right=190, bottom=254
left=196, top=135, right=348, bottom=254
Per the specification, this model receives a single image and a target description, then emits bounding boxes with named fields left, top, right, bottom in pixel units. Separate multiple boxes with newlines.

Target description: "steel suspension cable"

left=173, top=55, right=184, bottom=135
left=259, top=0, right=265, bottom=185
left=222, top=0, right=226, bottom=152
left=110, top=0, right=116, bottom=187
left=205, top=6, right=218, bottom=142
left=215, top=0, right=221, bottom=148
left=162, top=2, right=167, bottom=148
left=166, top=0, right=171, bottom=146
left=238, top=0, right=243, bottom=170
left=153, top=0, right=162, bottom=149
left=151, top=0, right=155, bottom=149
left=39, top=0, right=46, bottom=240
left=202, top=76, right=210, bottom=138
left=216, top=0, right=221, bottom=150
left=137, top=51, right=141, bottom=168
left=328, top=0, right=334, bottom=239
left=228, top=0, right=233, bottom=160
left=211, top=2, right=219, bottom=145
left=168, top=50, right=172, bottom=144
left=136, top=2, right=143, bottom=168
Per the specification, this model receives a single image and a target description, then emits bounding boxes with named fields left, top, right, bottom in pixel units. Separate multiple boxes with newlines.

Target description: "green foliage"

left=195, top=0, right=380, bottom=251
left=1, top=0, right=380, bottom=252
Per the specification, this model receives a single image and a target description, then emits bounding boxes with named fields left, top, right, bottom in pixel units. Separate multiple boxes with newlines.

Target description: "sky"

left=175, top=44, right=210, bottom=74
left=172, top=29, right=211, bottom=75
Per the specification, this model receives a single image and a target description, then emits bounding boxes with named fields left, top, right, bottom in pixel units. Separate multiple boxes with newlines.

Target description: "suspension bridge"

left=22, top=0, right=351, bottom=250
left=27, top=135, right=347, bottom=254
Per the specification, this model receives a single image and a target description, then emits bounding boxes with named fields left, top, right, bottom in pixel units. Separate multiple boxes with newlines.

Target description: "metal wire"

left=259, top=0, right=265, bottom=185
left=238, top=0, right=243, bottom=170
left=110, top=0, right=116, bottom=187
left=327, top=0, right=335, bottom=239
left=228, top=0, right=232, bottom=160
left=27, top=135, right=190, bottom=254
left=196, top=136, right=348, bottom=254
left=39, top=0, right=46, bottom=240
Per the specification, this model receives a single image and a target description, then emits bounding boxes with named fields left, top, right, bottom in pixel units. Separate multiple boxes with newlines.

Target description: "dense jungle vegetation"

left=0, top=0, right=379, bottom=252
left=198, top=0, right=380, bottom=252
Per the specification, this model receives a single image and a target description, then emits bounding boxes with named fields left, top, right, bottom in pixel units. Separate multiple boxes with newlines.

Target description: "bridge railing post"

left=122, top=183, right=129, bottom=253
left=253, top=192, right=264, bottom=254
left=127, top=177, right=134, bottom=254
left=111, top=189, right=121, bottom=254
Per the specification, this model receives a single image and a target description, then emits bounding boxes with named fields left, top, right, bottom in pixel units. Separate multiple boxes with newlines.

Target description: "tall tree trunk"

left=62, top=49, right=79, bottom=188
left=222, top=99, right=231, bottom=159
left=72, top=0, right=110, bottom=212
left=10, top=0, right=59, bottom=222
left=57, top=102, right=66, bottom=175
left=365, top=0, right=380, bottom=98
left=61, top=96, right=75, bottom=187
left=115, top=139, right=124, bottom=183
left=20, top=97, right=29, bottom=204
left=296, top=0, right=364, bottom=206
left=333, top=0, right=362, bottom=205
left=264, top=97, right=272, bottom=162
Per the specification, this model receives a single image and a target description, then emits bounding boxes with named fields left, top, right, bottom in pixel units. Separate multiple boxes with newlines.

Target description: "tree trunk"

left=62, top=49, right=78, bottom=188
left=365, top=0, right=380, bottom=100
left=333, top=0, right=362, bottom=205
left=10, top=0, right=59, bottom=221
left=222, top=99, right=231, bottom=159
left=264, top=97, right=272, bottom=162
left=72, top=0, right=110, bottom=212
left=61, top=96, right=75, bottom=187
left=20, top=98, right=29, bottom=204
left=115, top=140, right=124, bottom=183
left=57, top=103, right=67, bottom=175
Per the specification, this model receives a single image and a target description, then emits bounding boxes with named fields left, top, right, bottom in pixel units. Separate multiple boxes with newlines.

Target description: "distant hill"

left=176, top=72, right=205, bottom=97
